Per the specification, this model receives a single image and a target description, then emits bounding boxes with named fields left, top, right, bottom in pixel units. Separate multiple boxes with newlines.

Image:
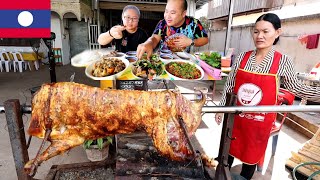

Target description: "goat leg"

left=24, top=132, right=85, bottom=176
left=24, top=129, right=51, bottom=177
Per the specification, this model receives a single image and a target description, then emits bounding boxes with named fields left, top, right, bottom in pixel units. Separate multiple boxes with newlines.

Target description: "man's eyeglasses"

left=123, top=16, right=139, bottom=22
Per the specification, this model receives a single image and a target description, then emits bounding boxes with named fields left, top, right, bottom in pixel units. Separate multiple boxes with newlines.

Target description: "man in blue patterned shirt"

left=137, top=0, right=208, bottom=59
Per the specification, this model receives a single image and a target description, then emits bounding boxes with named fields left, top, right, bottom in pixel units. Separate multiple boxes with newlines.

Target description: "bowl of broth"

left=159, top=54, right=173, bottom=64
left=125, top=56, right=138, bottom=63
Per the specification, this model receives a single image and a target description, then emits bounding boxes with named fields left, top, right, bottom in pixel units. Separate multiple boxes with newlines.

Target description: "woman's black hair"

left=256, top=13, right=281, bottom=45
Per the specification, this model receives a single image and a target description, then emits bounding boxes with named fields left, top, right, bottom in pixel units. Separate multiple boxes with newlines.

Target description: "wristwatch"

left=190, top=39, right=195, bottom=46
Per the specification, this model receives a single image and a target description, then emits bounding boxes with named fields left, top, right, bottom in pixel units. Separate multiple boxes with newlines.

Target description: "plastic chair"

left=257, top=88, right=295, bottom=172
left=0, top=55, right=3, bottom=72
left=0, top=52, right=13, bottom=72
left=34, top=58, right=39, bottom=70
left=10, top=52, right=31, bottom=72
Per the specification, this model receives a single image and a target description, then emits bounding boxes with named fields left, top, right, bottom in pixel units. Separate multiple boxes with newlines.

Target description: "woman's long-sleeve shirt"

left=220, top=47, right=320, bottom=105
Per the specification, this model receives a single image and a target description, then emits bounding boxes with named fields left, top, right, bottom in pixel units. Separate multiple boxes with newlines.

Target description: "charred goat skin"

left=24, top=82, right=205, bottom=175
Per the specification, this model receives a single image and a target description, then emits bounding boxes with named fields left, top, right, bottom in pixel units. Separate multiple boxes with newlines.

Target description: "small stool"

left=53, top=48, right=62, bottom=65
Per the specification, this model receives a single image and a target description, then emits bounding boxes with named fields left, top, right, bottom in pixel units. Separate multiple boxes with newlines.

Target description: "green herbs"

left=166, top=62, right=201, bottom=79
left=132, top=56, right=164, bottom=79
left=83, top=136, right=113, bottom=150
left=199, top=52, right=221, bottom=69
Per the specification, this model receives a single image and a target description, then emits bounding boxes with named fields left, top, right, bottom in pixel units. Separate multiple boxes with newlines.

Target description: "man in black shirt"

left=98, top=5, right=148, bottom=53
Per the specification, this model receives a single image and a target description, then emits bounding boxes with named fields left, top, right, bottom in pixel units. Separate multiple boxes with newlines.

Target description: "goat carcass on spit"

left=24, top=82, right=206, bottom=176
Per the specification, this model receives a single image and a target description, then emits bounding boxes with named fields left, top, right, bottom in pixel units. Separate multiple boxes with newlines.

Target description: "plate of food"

left=71, top=50, right=102, bottom=67
left=165, top=60, right=204, bottom=80
left=126, top=51, right=137, bottom=56
left=131, top=55, right=164, bottom=80
left=165, top=33, right=186, bottom=52
left=159, top=53, right=173, bottom=64
left=160, top=49, right=172, bottom=55
left=176, top=52, right=191, bottom=60
left=100, top=50, right=125, bottom=58
left=85, top=57, right=129, bottom=80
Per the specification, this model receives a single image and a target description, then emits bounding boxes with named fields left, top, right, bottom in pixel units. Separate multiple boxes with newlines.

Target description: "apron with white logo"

left=229, top=50, right=281, bottom=164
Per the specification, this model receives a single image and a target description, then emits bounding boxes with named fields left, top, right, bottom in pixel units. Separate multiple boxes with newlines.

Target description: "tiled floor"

left=0, top=64, right=311, bottom=179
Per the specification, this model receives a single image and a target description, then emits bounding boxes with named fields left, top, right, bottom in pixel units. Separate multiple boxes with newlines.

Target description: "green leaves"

left=97, top=138, right=104, bottom=149
left=83, top=136, right=113, bottom=150
left=199, top=52, right=221, bottom=69
left=135, top=59, right=164, bottom=76
left=83, top=139, right=93, bottom=149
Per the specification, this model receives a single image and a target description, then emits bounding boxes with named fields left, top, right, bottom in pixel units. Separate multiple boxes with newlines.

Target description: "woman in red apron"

left=216, top=13, right=320, bottom=179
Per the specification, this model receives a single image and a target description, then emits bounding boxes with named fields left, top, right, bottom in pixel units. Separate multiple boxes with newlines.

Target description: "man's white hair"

left=122, top=5, right=140, bottom=17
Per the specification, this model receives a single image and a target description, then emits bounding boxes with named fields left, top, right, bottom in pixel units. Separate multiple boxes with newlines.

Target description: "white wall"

left=51, top=14, right=71, bottom=65
left=201, top=15, right=320, bottom=73
left=277, top=17, right=320, bottom=72
left=61, top=27, right=71, bottom=65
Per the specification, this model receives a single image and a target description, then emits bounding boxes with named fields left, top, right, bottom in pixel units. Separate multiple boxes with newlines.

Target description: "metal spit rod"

left=0, top=105, right=32, bottom=114
left=2, top=105, right=320, bottom=114
left=202, top=105, right=320, bottom=113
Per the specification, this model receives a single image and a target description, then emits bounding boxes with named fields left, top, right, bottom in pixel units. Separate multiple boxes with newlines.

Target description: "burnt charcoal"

left=116, top=133, right=205, bottom=179
left=56, top=167, right=114, bottom=180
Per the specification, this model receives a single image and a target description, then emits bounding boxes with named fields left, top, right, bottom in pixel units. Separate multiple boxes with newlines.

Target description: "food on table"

left=176, top=52, right=190, bottom=60
left=126, top=56, right=138, bottom=63
left=160, top=49, right=172, bottom=54
left=165, top=33, right=186, bottom=52
left=102, top=50, right=122, bottom=57
left=165, top=61, right=202, bottom=79
left=24, top=82, right=206, bottom=176
left=71, top=50, right=101, bottom=67
left=159, top=54, right=174, bottom=64
left=91, top=57, right=126, bottom=77
left=199, top=52, right=221, bottom=69
left=126, top=51, right=136, bottom=56
left=160, top=54, right=173, bottom=60
left=132, top=54, right=163, bottom=80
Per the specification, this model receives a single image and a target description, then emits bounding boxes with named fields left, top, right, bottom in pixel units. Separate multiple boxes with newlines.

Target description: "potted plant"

left=83, top=136, right=113, bottom=162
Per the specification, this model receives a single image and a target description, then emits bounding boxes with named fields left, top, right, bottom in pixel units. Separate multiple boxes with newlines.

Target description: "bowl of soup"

left=125, top=56, right=138, bottom=63
left=126, top=51, right=136, bottom=56
left=159, top=54, right=173, bottom=64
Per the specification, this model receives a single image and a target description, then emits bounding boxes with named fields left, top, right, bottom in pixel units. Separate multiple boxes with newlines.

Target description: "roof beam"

left=99, top=2, right=166, bottom=12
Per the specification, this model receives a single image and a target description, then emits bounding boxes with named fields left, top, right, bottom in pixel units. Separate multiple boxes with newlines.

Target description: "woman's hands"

left=110, top=25, right=126, bottom=39
left=215, top=113, right=224, bottom=125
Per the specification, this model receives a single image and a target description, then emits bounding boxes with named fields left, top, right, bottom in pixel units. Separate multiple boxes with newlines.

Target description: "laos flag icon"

left=0, top=0, right=50, bottom=38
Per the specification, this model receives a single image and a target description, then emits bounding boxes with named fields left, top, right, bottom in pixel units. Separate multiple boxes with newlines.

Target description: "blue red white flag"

left=0, top=0, right=51, bottom=38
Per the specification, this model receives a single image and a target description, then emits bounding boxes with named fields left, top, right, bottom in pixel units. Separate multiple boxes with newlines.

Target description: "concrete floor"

left=0, top=64, right=310, bottom=179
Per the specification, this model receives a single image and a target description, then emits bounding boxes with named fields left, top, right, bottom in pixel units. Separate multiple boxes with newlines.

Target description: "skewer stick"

left=202, top=105, right=320, bottom=113
left=178, top=117, right=204, bottom=173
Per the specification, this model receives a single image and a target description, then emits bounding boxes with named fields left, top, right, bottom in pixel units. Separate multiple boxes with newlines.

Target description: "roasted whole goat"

left=24, top=82, right=206, bottom=176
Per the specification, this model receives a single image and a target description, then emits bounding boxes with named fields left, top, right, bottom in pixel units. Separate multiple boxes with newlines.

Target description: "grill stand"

left=178, top=117, right=205, bottom=175
left=2, top=92, right=320, bottom=179
left=4, top=100, right=31, bottom=180
left=214, top=93, right=237, bottom=180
